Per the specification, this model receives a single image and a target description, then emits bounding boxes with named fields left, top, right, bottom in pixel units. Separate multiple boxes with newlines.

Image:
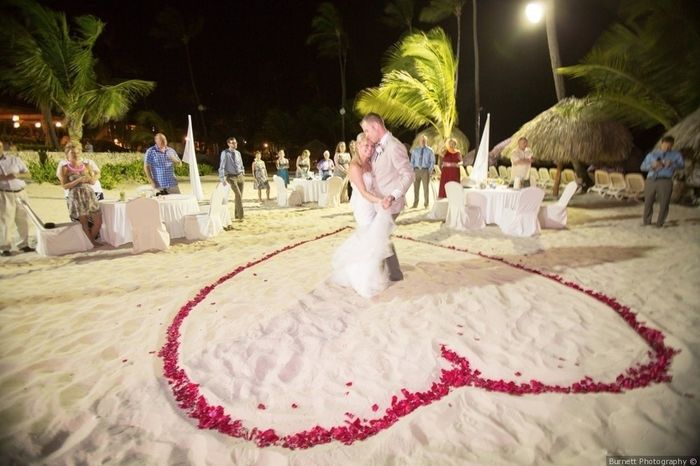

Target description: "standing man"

left=144, top=133, right=181, bottom=195
left=360, top=113, right=414, bottom=281
left=410, top=135, right=435, bottom=209
left=510, top=137, right=534, bottom=187
left=0, top=141, right=34, bottom=256
left=641, top=135, right=684, bottom=227
left=219, top=137, right=245, bottom=221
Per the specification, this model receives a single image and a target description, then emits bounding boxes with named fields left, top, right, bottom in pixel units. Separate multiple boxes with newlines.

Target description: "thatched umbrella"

left=464, top=138, right=511, bottom=166
left=656, top=106, right=700, bottom=162
left=502, top=97, right=633, bottom=195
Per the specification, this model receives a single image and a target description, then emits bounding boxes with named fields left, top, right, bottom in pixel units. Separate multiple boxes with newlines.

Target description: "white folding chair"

left=126, top=197, right=170, bottom=253
left=498, top=187, right=545, bottom=237
left=538, top=181, right=578, bottom=229
left=488, top=166, right=499, bottom=179
left=498, top=165, right=510, bottom=181
left=183, top=186, right=226, bottom=240
left=607, top=172, right=627, bottom=199
left=588, top=170, right=611, bottom=196
left=444, top=181, right=485, bottom=231
left=318, top=176, right=343, bottom=207
left=561, top=168, right=577, bottom=185
left=623, top=173, right=645, bottom=200
left=18, top=198, right=94, bottom=256
left=538, top=167, right=554, bottom=188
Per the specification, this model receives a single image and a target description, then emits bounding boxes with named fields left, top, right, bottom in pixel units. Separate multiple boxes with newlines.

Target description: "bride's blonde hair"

left=350, top=132, right=371, bottom=172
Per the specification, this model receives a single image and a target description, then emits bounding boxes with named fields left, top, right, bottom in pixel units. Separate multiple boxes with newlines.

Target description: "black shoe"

left=1, top=250, right=10, bottom=257
left=20, top=246, right=35, bottom=253
left=389, top=272, right=404, bottom=282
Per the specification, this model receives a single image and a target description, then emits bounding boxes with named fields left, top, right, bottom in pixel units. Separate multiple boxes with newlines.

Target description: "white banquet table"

left=99, top=194, right=200, bottom=247
left=290, top=178, right=327, bottom=203
left=427, top=186, right=530, bottom=225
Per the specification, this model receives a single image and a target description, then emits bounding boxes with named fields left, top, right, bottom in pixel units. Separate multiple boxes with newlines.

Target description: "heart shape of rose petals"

left=159, top=228, right=676, bottom=449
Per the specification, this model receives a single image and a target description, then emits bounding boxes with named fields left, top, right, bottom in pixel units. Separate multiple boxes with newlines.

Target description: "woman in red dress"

left=438, top=138, right=462, bottom=199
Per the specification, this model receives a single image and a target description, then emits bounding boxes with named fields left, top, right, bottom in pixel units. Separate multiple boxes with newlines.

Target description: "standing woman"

left=61, top=145, right=102, bottom=245
left=275, top=149, right=290, bottom=186
left=438, top=138, right=462, bottom=199
left=296, top=149, right=311, bottom=179
left=334, top=141, right=352, bottom=199
left=252, top=151, right=270, bottom=202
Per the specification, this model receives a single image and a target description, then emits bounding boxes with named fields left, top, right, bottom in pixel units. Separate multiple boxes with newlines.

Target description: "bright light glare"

left=13, top=122, right=20, bottom=128
left=525, top=2, right=544, bottom=23
left=12, top=115, right=19, bottom=122
left=34, top=122, right=42, bottom=128
left=55, top=121, right=62, bottom=127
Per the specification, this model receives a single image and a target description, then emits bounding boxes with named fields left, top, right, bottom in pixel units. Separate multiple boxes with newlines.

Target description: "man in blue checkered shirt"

left=144, top=133, right=182, bottom=195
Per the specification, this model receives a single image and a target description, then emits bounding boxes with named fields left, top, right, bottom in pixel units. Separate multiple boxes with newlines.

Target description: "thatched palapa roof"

left=502, top=97, right=633, bottom=165
left=657, top=107, right=700, bottom=161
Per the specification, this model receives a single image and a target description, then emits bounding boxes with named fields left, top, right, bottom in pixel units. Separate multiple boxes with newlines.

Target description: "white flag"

left=470, top=113, right=490, bottom=184
left=183, top=115, right=204, bottom=201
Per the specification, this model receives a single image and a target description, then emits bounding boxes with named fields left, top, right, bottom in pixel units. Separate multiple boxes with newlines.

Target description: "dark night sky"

left=37, top=0, right=619, bottom=148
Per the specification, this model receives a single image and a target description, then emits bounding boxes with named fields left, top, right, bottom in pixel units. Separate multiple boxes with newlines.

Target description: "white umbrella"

left=470, top=113, right=490, bottom=184
left=183, top=115, right=204, bottom=201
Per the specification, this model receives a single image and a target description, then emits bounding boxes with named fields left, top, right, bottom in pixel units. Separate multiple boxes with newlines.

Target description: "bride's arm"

left=349, top=163, right=382, bottom=204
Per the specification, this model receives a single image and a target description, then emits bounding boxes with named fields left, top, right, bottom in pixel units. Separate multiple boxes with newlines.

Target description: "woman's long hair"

left=350, top=133, right=371, bottom=173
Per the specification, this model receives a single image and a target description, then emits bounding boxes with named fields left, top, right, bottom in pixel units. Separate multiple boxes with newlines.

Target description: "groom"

left=360, top=113, right=415, bottom=281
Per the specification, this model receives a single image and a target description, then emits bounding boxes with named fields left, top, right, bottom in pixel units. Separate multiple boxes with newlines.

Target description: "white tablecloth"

left=426, top=187, right=524, bottom=224
left=291, top=178, right=327, bottom=203
left=99, top=194, right=200, bottom=247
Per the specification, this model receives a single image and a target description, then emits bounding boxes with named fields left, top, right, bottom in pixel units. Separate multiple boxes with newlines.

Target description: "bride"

left=331, top=133, right=395, bottom=298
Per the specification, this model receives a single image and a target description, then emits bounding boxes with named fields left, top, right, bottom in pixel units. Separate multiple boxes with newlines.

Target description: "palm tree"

left=129, top=110, right=178, bottom=148
left=355, top=27, right=459, bottom=145
left=149, top=6, right=207, bottom=141
left=382, top=0, right=416, bottom=35
left=0, top=0, right=154, bottom=148
left=558, top=0, right=700, bottom=130
left=307, top=3, right=349, bottom=141
left=419, top=0, right=466, bottom=97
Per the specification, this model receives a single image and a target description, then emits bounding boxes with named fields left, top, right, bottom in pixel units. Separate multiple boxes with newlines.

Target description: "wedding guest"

left=61, top=145, right=102, bottom=245
left=57, top=145, right=103, bottom=202
left=317, top=150, right=335, bottom=180
left=0, top=140, right=34, bottom=256
left=410, top=135, right=435, bottom=208
left=296, top=150, right=312, bottom=179
left=219, top=137, right=245, bottom=220
left=334, top=141, right=352, bottom=199
left=252, top=151, right=270, bottom=202
left=511, top=137, right=534, bottom=187
left=144, top=133, right=181, bottom=195
left=275, top=149, right=290, bottom=186
left=438, top=138, right=462, bottom=199
left=641, top=135, right=684, bottom=227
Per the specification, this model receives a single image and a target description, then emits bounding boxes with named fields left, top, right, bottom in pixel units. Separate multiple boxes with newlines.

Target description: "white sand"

left=1, top=177, right=699, bottom=465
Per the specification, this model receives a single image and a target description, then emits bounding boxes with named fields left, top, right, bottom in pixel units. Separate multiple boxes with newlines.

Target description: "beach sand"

left=1, top=177, right=698, bottom=465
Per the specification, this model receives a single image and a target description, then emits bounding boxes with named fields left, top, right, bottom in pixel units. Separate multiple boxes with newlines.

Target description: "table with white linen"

left=290, top=178, right=327, bottom=203
left=99, top=194, right=200, bottom=247
left=426, top=186, right=525, bottom=224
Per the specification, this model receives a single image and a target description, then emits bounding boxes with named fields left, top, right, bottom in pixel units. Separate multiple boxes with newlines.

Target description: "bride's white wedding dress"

left=332, top=172, right=395, bottom=298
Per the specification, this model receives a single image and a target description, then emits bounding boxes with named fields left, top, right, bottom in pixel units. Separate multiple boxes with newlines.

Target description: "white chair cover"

left=498, top=187, right=545, bottom=237
left=538, top=181, right=578, bottom=229
left=19, top=198, right=93, bottom=256
left=126, top=197, right=170, bottom=253
left=183, top=187, right=226, bottom=240
left=444, top=182, right=485, bottom=231
left=318, top=176, right=343, bottom=208
left=274, top=175, right=291, bottom=207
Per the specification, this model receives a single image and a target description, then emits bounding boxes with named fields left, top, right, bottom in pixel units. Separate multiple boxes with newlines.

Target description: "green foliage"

left=98, top=161, right=148, bottom=190
left=27, top=158, right=59, bottom=184
left=174, top=162, right=214, bottom=178
left=355, top=27, right=458, bottom=141
left=558, top=0, right=700, bottom=129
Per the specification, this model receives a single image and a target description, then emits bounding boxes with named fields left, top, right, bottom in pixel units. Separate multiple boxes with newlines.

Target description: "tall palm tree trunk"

left=338, top=52, right=347, bottom=141
left=184, top=43, right=208, bottom=143
left=546, top=0, right=566, bottom=196
left=455, top=16, right=461, bottom=99
left=41, top=103, right=59, bottom=149
left=472, top=0, right=480, bottom=153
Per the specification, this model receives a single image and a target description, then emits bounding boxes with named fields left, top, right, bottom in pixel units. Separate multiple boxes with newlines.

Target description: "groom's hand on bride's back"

left=382, top=195, right=395, bottom=209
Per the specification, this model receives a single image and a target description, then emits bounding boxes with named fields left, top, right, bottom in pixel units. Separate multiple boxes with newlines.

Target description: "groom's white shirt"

left=371, top=131, right=415, bottom=215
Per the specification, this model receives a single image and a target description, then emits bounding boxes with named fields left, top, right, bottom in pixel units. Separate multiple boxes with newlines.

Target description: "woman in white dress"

left=331, top=133, right=395, bottom=298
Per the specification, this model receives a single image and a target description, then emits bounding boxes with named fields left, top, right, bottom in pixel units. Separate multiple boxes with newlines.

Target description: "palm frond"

left=81, top=80, right=155, bottom=126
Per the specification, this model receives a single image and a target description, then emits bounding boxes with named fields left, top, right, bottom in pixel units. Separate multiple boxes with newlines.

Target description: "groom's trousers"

left=386, top=212, right=403, bottom=281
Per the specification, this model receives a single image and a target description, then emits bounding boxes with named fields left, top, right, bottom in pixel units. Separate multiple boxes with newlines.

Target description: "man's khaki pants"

left=0, top=190, right=29, bottom=251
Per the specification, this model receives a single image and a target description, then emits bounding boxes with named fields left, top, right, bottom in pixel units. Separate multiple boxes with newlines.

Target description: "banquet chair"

left=183, top=185, right=226, bottom=240
left=444, top=182, right=485, bottom=231
left=588, top=170, right=611, bottom=196
left=18, top=198, right=94, bottom=256
left=126, top=197, right=170, bottom=253
left=274, top=175, right=294, bottom=207
left=623, top=173, right=645, bottom=200
left=538, top=181, right=578, bottom=229
left=498, top=187, right=545, bottom=237
left=318, top=176, right=343, bottom=208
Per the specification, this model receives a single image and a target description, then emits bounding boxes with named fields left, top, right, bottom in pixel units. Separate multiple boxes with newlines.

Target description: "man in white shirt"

left=0, top=141, right=34, bottom=256
left=510, top=137, right=534, bottom=187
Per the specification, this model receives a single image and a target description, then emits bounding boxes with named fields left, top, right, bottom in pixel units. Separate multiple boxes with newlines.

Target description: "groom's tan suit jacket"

left=371, top=132, right=415, bottom=215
